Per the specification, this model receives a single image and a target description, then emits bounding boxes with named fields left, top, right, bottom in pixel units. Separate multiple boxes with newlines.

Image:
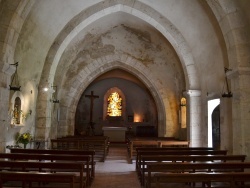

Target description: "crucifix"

left=85, top=91, right=99, bottom=136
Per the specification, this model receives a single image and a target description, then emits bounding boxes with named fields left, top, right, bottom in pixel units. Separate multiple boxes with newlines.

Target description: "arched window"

left=13, top=97, right=21, bottom=124
left=180, top=97, right=186, bottom=128
left=107, top=92, right=122, bottom=117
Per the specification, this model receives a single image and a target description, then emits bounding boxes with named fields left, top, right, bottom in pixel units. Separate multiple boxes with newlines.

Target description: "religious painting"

left=107, top=92, right=122, bottom=117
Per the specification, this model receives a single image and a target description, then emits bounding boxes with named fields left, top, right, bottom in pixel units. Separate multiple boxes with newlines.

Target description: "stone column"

left=228, top=68, right=250, bottom=156
left=220, top=97, right=233, bottom=153
left=185, top=90, right=202, bottom=147
left=35, top=83, right=53, bottom=148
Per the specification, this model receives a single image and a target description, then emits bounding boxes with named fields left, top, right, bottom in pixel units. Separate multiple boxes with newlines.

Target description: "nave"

left=91, top=143, right=140, bottom=188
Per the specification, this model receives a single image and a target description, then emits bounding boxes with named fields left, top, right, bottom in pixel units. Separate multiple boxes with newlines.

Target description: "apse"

left=75, top=69, right=158, bottom=136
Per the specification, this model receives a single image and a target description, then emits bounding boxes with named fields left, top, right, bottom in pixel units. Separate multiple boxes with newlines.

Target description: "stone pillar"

left=35, top=84, right=53, bottom=145
left=228, top=68, right=250, bottom=157
left=220, top=97, right=233, bottom=153
left=186, top=90, right=202, bottom=147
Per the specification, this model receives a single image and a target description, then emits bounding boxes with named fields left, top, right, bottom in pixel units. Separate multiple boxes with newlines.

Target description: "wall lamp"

left=43, top=85, right=59, bottom=103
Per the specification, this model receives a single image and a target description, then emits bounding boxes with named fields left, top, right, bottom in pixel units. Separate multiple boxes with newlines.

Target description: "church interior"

left=0, top=0, right=250, bottom=187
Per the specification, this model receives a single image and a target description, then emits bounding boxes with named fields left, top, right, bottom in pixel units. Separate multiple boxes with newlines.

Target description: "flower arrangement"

left=15, top=132, right=32, bottom=148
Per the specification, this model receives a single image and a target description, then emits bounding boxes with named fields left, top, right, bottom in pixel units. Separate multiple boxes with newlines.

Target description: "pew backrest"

left=0, top=171, right=77, bottom=188
left=0, top=160, right=87, bottom=187
left=10, top=148, right=96, bottom=179
left=145, top=163, right=250, bottom=188
left=152, top=172, right=250, bottom=188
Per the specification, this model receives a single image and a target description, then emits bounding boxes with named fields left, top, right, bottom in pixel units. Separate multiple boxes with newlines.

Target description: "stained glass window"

left=107, top=92, right=122, bottom=116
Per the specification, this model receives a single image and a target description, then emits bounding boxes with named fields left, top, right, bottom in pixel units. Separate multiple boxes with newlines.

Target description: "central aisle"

left=91, top=144, right=141, bottom=188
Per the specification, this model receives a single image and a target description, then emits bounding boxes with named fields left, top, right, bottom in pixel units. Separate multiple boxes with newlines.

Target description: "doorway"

left=208, top=99, right=220, bottom=148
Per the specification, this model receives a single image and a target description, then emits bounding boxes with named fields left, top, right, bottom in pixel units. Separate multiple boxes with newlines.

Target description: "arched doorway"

left=208, top=99, right=220, bottom=148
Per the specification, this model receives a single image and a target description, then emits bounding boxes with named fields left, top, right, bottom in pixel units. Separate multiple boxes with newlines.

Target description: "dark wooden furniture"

left=138, top=154, right=246, bottom=186
left=0, top=171, right=78, bottom=188
left=0, top=160, right=87, bottom=188
left=152, top=172, right=250, bottom=188
left=10, top=148, right=96, bottom=181
left=0, top=153, right=91, bottom=187
left=51, top=137, right=109, bottom=162
left=145, top=162, right=250, bottom=188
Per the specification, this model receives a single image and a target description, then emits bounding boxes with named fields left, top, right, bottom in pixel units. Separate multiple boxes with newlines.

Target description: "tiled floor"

left=91, top=144, right=141, bottom=188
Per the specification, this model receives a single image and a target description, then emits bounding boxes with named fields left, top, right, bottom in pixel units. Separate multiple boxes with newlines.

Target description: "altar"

left=102, top=127, right=127, bottom=142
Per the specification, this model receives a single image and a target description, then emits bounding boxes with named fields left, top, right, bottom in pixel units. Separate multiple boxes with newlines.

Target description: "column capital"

left=184, top=90, right=201, bottom=97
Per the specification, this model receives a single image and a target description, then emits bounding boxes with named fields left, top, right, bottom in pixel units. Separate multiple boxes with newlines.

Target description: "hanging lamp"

left=9, top=62, right=21, bottom=91
left=221, top=67, right=233, bottom=98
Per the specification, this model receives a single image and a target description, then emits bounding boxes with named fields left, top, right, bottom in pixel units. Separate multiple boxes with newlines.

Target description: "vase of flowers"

left=15, top=132, right=32, bottom=149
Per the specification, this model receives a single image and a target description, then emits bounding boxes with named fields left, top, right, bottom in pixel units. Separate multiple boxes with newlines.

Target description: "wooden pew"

left=136, top=149, right=228, bottom=167
left=0, top=171, right=77, bottom=188
left=145, top=162, right=250, bottom=188
left=58, top=135, right=110, bottom=154
left=50, top=138, right=108, bottom=162
left=136, top=147, right=216, bottom=168
left=0, top=153, right=91, bottom=186
left=152, top=172, right=250, bottom=188
left=0, top=160, right=87, bottom=188
left=127, top=139, right=190, bottom=162
left=10, top=148, right=96, bottom=181
left=128, top=140, right=158, bottom=161
left=159, top=140, right=190, bottom=148
left=138, top=154, right=246, bottom=186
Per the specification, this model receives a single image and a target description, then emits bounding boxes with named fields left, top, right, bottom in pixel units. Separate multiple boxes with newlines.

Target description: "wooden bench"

left=51, top=138, right=108, bottom=162
left=136, top=147, right=217, bottom=169
left=128, top=140, right=158, bottom=160
left=59, top=136, right=110, bottom=149
left=0, top=171, right=78, bottom=188
left=0, top=153, right=91, bottom=186
left=0, top=160, right=87, bottom=188
left=136, top=149, right=228, bottom=166
left=10, top=148, right=96, bottom=181
left=58, top=136, right=110, bottom=153
left=152, top=172, right=250, bottom=188
left=145, top=162, right=250, bottom=188
left=127, top=139, right=190, bottom=162
left=159, top=140, right=190, bottom=148
left=138, top=154, right=246, bottom=186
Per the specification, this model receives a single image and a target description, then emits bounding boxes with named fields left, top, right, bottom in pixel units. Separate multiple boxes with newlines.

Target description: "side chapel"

left=0, top=0, right=250, bottom=159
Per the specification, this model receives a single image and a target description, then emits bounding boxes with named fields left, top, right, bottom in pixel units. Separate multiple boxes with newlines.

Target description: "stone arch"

left=0, top=1, right=35, bottom=71
left=35, top=0, right=250, bottom=140
left=206, top=0, right=250, bottom=69
left=37, top=0, right=199, bottom=139
left=57, top=56, right=167, bottom=137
